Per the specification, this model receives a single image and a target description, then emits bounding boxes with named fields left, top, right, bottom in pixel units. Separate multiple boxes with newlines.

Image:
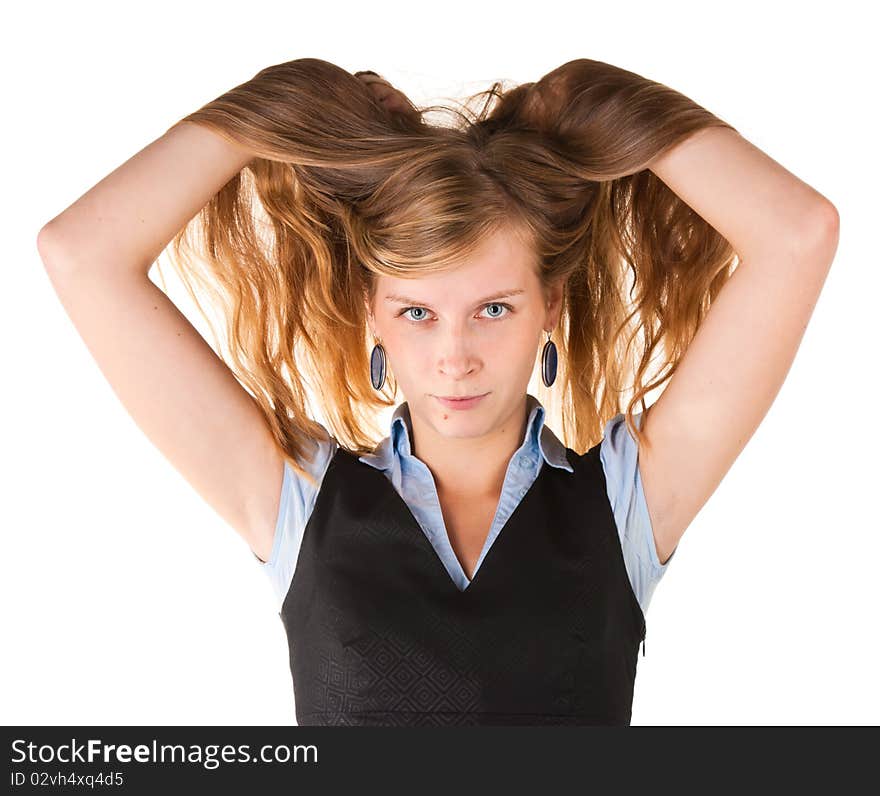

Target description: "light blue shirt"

left=257, top=394, right=675, bottom=618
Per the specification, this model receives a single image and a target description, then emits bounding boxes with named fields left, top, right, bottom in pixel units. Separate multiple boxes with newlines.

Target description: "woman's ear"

left=363, top=294, right=377, bottom=339
left=545, top=277, right=566, bottom=329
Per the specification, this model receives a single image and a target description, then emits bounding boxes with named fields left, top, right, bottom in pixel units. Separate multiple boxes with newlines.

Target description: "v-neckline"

left=357, top=452, right=552, bottom=595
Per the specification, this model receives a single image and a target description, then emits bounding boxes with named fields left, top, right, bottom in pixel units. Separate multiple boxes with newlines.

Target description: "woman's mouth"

left=433, top=393, right=489, bottom=410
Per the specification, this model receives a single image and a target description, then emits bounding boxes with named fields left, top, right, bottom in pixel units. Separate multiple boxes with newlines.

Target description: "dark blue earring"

left=370, top=339, right=386, bottom=390
left=541, top=330, right=557, bottom=387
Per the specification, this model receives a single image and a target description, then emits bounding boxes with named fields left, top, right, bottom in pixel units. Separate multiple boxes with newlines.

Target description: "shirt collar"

left=358, top=393, right=574, bottom=473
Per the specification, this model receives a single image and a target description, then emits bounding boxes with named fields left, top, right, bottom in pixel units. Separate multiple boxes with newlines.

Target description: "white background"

left=4, top=0, right=877, bottom=725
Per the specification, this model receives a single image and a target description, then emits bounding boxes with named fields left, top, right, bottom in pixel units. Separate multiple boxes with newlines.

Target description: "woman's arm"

left=39, top=121, right=253, bottom=277
left=37, top=122, right=286, bottom=563
left=648, top=126, right=837, bottom=264
left=639, top=127, right=839, bottom=565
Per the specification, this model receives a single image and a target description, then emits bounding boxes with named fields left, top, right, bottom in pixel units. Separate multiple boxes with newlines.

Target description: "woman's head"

left=162, top=57, right=738, bottom=487
left=364, top=222, right=565, bottom=443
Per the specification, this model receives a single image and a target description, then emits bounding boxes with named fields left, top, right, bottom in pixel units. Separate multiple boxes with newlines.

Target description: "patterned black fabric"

left=279, top=440, right=646, bottom=726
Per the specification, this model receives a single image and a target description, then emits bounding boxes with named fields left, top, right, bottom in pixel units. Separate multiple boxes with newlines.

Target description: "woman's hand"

left=354, top=70, right=421, bottom=122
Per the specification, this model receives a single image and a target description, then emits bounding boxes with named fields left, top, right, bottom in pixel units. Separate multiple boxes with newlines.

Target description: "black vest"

left=279, top=439, right=647, bottom=726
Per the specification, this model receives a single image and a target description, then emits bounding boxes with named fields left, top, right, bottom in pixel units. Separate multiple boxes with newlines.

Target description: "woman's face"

left=365, top=228, right=564, bottom=440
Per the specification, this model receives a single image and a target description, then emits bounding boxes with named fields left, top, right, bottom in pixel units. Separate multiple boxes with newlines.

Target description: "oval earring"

left=541, top=330, right=557, bottom=387
left=370, top=338, right=386, bottom=391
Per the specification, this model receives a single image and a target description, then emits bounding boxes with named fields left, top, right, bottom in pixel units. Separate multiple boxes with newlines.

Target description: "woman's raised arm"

left=37, top=121, right=286, bottom=563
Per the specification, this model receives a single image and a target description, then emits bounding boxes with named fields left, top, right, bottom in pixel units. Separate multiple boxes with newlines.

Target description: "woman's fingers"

left=354, top=71, right=420, bottom=120
left=355, top=72, right=396, bottom=98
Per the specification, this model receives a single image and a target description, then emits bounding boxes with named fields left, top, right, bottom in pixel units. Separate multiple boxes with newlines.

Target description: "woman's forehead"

left=378, top=232, right=538, bottom=292
left=376, top=257, right=539, bottom=304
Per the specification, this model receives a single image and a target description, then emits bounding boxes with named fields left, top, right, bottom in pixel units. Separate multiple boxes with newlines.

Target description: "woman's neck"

left=405, top=397, right=530, bottom=500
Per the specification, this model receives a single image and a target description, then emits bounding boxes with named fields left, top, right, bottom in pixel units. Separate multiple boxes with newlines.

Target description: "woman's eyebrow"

left=384, top=288, right=526, bottom=305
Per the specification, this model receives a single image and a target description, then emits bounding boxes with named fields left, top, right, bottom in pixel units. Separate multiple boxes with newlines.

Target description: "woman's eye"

left=398, top=303, right=513, bottom=324
left=399, top=306, right=431, bottom=322
left=482, top=302, right=512, bottom=319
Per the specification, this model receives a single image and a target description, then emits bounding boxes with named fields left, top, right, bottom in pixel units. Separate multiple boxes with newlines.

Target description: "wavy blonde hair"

left=158, top=57, right=738, bottom=488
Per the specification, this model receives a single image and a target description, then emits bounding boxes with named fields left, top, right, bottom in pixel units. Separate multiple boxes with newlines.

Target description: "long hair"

left=157, top=57, right=738, bottom=488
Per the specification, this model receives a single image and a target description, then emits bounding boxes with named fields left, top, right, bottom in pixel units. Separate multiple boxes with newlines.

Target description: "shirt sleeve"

left=599, top=410, right=676, bottom=618
left=253, top=430, right=339, bottom=612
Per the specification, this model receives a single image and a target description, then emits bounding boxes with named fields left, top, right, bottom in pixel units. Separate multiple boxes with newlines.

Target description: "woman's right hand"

left=354, top=70, right=421, bottom=123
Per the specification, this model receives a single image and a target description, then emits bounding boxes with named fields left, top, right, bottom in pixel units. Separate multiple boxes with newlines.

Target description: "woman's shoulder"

left=254, top=426, right=342, bottom=608
left=598, top=410, right=675, bottom=617
left=289, top=427, right=341, bottom=479
left=256, top=428, right=338, bottom=564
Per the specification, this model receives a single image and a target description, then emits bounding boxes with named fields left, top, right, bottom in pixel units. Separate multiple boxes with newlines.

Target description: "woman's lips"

left=433, top=393, right=489, bottom=410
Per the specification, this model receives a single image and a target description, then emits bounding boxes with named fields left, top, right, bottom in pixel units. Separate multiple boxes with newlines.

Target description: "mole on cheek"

left=442, top=414, right=448, bottom=420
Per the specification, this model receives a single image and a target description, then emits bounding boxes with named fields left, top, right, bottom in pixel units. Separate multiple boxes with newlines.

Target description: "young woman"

left=37, top=58, right=839, bottom=726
